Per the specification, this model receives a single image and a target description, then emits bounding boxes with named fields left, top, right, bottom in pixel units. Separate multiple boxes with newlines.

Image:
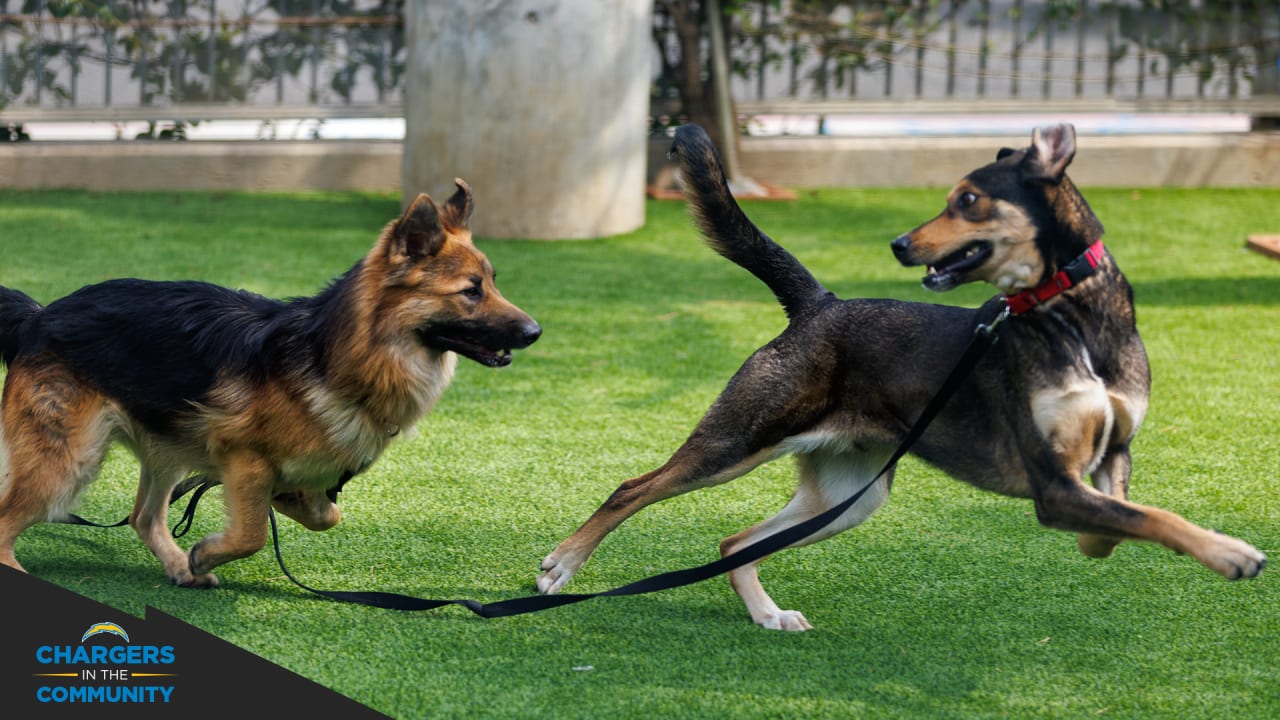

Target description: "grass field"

left=1, top=187, right=1277, bottom=719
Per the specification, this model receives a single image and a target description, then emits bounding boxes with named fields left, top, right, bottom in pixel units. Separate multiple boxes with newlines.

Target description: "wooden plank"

left=1246, top=234, right=1280, bottom=260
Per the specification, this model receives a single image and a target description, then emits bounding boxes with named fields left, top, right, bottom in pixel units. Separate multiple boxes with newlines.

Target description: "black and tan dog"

left=537, top=123, right=1265, bottom=630
left=0, top=181, right=540, bottom=587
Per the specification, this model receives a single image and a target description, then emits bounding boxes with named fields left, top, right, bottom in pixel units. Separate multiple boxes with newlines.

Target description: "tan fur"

left=908, top=181, right=1045, bottom=292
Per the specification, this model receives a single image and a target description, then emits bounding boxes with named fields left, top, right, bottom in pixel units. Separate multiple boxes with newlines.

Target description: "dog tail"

left=0, top=286, right=41, bottom=366
left=668, top=124, right=832, bottom=320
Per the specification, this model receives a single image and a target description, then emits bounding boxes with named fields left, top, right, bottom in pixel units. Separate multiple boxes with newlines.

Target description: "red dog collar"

left=1005, top=240, right=1106, bottom=315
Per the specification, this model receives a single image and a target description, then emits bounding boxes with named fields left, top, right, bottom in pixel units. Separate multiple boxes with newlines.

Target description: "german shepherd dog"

left=0, top=181, right=540, bottom=587
left=537, top=124, right=1265, bottom=630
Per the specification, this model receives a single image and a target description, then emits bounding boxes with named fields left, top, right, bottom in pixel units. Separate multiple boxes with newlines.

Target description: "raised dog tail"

left=0, top=286, right=40, bottom=366
left=668, top=124, right=832, bottom=321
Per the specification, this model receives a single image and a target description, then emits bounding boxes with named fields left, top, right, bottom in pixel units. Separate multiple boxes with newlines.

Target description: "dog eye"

left=461, top=283, right=484, bottom=300
left=956, top=192, right=978, bottom=209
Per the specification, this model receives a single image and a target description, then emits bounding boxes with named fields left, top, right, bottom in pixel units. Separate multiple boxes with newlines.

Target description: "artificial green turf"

left=1, top=187, right=1277, bottom=719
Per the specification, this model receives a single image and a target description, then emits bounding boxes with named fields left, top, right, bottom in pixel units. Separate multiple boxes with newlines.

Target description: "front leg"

left=1076, top=448, right=1130, bottom=558
left=1031, top=384, right=1265, bottom=579
left=189, top=452, right=275, bottom=577
left=131, top=466, right=218, bottom=587
left=1038, top=477, right=1267, bottom=579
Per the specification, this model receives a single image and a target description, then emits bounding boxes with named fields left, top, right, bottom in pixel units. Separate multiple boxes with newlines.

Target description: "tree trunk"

left=403, top=0, right=651, bottom=239
left=670, top=1, right=720, bottom=145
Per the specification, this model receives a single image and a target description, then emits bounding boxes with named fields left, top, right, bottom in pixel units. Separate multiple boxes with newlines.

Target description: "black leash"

left=61, top=304, right=1008, bottom=619
left=266, top=303, right=1010, bottom=617
left=62, top=474, right=219, bottom=539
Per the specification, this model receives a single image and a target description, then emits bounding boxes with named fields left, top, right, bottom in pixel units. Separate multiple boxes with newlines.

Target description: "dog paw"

left=1199, top=532, right=1267, bottom=580
left=536, top=561, right=573, bottom=595
left=537, top=550, right=584, bottom=595
left=1077, top=533, right=1120, bottom=558
left=187, top=537, right=220, bottom=577
left=755, top=609, right=813, bottom=632
left=168, top=564, right=220, bottom=589
left=176, top=572, right=220, bottom=589
left=160, top=552, right=219, bottom=588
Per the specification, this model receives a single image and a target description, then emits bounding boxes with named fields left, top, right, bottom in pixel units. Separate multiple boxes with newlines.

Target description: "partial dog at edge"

left=537, top=123, right=1265, bottom=631
left=0, top=181, right=540, bottom=587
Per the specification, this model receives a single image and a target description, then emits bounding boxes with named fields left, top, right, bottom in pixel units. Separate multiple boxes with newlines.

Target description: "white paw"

left=536, top=553, right=576, bottom=595
left=755, top=609, right=813, bottom=632
left=1202, top=533, right=1267, bottom=580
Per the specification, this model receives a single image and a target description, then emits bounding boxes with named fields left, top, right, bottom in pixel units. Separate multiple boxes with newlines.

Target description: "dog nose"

left=890, top=234, right=912, bottom=261
left=520, top=320, right=542, bottom=347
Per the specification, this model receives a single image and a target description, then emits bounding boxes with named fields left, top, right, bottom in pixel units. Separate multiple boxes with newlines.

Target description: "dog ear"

left=996, top=147, right=1018, bottom=160
left=1021, top=124, right=1076, bottom=184
left=391, top=193, right=446, bottom=261
left=442, top=178, right=474, bottom=230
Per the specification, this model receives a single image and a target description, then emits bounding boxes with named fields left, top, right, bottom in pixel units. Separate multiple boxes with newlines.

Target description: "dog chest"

left=279, top=453, right=371, bottom=488
left=289, top=385, right=407, bottom=482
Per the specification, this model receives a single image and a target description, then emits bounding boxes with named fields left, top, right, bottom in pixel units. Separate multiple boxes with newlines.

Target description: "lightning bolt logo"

left=80, top=622, right=130, bottom=643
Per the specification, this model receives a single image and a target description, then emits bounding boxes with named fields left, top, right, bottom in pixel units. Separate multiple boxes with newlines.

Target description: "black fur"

left=7, top=275, right=355, bottom=433
left=0, top=286, right=41, bottom=367
left=669, top=127, right=834, bottom=320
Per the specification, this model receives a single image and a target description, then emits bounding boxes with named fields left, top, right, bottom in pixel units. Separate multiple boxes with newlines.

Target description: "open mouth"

left=417, top=332, right=514, bottom=368
left=922, top=241, right=992, bottom=291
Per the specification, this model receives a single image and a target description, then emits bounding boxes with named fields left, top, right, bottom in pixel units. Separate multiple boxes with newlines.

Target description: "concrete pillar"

left=403, top=0, right=652, bottom=239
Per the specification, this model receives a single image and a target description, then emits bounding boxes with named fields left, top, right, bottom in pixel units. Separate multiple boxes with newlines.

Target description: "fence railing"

left=3, top=0, right=1279, bottom=134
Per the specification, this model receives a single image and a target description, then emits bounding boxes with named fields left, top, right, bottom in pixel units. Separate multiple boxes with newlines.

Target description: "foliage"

left=0, top=0, right=404, bottom=110
left=1111, top=0, right=1278, bottom=96
left=700, top=0, right=1273, bottom=102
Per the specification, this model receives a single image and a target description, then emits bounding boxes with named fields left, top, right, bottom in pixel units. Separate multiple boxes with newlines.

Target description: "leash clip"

left=975, top=304, right=1011, bottom=339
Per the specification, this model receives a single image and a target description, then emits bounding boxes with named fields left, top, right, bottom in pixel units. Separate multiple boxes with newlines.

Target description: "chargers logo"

left=81, top=622, right=130, bottom=643
left=33, top=620, right=177, bottom=704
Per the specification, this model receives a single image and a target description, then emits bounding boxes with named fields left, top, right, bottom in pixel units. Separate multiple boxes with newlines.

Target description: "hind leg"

left=720, top=449, right=892, bottom=631
left=129, top=456, right=218, bottom=587
left=0, top=366, right=112, bottom=571
left=537, top=435, right=775, bottom=595
left=538, top=343, right=830, bottom=595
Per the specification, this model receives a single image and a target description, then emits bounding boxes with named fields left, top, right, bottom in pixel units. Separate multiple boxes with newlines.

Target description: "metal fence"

left=2, top=0, right=1278, bottom=130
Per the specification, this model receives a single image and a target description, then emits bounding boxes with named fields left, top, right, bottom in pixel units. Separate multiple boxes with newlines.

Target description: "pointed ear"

left=442, top=178, right=474, bottom=230
left=391, top=193, right=446, bottom=262
left=1022, top=124, right=1076, bottom=184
